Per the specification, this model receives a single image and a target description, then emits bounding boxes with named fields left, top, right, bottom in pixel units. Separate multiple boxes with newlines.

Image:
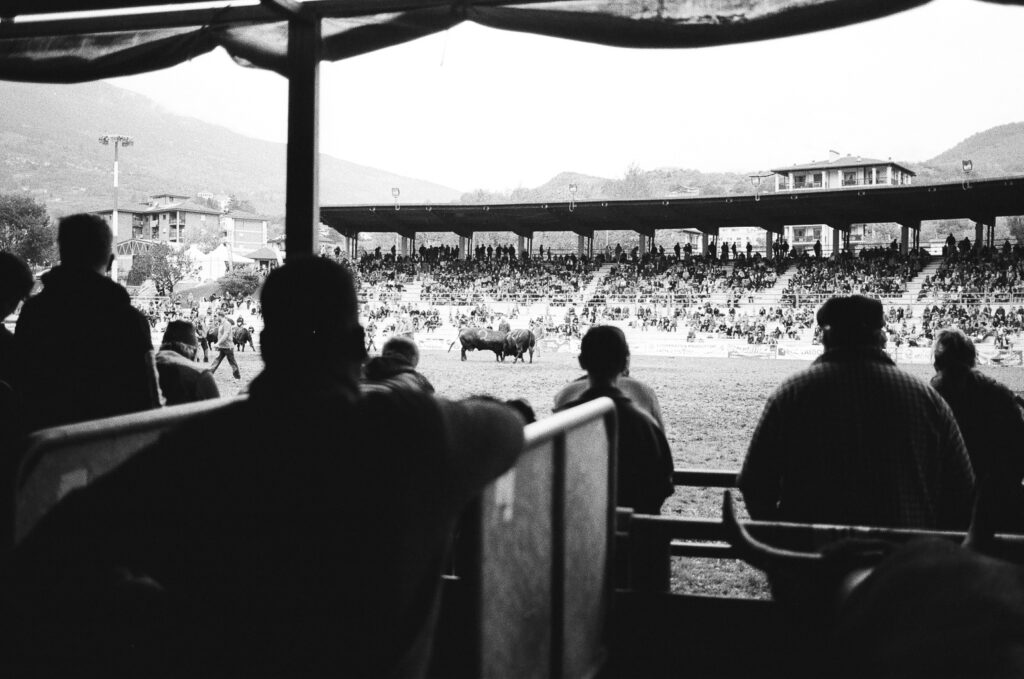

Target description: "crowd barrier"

left=14, top=397, right=240, bottom=544
left=9, top=395, right=618, bottom=679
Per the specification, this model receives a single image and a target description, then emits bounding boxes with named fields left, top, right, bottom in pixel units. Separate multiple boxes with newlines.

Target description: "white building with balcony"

left=769, top=154, right=916, bottom=252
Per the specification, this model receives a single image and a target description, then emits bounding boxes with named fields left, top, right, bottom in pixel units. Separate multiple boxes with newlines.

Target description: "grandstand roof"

left=320, top=175, right=1024, bottom=238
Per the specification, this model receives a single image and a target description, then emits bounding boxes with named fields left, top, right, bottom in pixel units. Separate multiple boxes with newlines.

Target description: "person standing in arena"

left=209, top=310, right=240, bottom=379
left=739, top=294, right=974, bottom=530
left=13, top=213, right=160, bottom=431
left=0, top=256, right=526, bottom=677
left=555, top=325, right=673, bottom=514
left=930, top=327, right=1024, bottom=532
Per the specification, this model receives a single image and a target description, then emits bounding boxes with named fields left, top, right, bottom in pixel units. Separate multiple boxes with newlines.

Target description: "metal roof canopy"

left=3, top=0, right=1022, bottom=258
left=320, top=176, right=1024, bottom=239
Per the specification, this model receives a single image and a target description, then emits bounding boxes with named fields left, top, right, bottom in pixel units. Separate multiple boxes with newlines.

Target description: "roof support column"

left=284, top=16, right=321, bottom=260
left=702, top=232, right=709, bottom=258
left=764, top=231, right=774, bottom=260
left=975, top=220, right=984, bottom=251
left=900, top=226, right=909, bottom=256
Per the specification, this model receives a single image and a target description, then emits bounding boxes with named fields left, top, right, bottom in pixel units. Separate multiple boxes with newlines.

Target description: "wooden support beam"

left=284, top=17, right=321, bottom=259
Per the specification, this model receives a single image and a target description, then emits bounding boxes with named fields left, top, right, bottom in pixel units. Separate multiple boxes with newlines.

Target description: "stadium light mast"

left=99, top=134, right=133, bottom=280
left=961, top=159, right=973, bottom=190
left=749, top=172, right=771, bottom=202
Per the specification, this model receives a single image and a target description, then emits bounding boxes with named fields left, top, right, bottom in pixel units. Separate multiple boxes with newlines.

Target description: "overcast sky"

left=111, top=0, right=1024, bottom=194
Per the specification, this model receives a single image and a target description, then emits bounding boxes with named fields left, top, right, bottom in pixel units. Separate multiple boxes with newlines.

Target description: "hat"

left=816, top=295, right=884, bottom=331
left=162, top=320, right=199, bottom=347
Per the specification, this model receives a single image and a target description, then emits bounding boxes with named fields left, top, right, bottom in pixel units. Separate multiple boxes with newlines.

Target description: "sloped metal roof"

left=320, top=176, right=1024, bottom=237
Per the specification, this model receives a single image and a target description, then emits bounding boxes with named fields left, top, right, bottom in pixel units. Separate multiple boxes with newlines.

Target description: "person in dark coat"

left=931, top=328, right=1024, bottom=532
left=0, top=252, right=33, bottom=388
left=13, top=213, right=159, bottom=432
left=362, top=335, right=434, bottom=394
left=154, top=320, right=220, bottom=406
left=0, top=257, right=525, bottom=678
left=555, top=325, right=673, bottom=514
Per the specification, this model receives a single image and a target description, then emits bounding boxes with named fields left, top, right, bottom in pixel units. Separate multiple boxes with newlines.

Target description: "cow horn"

left=721, top=491, right=822, bottom=569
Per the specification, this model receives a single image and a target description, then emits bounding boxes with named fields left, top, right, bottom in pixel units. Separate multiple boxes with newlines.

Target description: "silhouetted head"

left=58, top=213, right=114, bottom=273
left=817, top=295, right=886, bottom=350
left=161, top=320, right=199, bottom=359
left=933, top=327, right=976, bottom=371
left=260, top=257, right=364, bottom=376
left=0, top=251, right=34, bottom=318
left=382, top=335, right=419, bottom=367
left=579, top=325, right=630, bottom=381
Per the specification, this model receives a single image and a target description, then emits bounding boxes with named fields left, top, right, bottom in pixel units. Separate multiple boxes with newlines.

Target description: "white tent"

left=187, top=244, right=255, bottom=282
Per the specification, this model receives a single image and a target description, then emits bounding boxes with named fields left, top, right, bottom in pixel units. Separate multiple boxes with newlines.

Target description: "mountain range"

left=1, top=79, right=1023, bottom=222
left=0, top=80, right=462, bottom=220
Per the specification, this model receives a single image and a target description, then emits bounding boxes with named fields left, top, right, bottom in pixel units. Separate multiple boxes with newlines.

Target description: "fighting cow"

left=504, top=328, right=536, bottom=364
left=448, top=328, right=506, bottom=362
left=721, top=491, right=1024, bottom=678
left=233, top=325, right=256, bottom=352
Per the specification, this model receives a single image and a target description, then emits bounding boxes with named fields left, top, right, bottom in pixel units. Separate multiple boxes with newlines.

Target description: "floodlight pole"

left=99, top=134, right=133, bottom=280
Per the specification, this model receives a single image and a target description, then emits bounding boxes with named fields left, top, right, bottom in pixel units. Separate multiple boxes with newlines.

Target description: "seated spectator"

left=739, top=295, right=974, bottom=530
left=0, top=257, right=526, bottom=677
left=554, top=325, right=673, bottom=514
left=13, top=213, right=159, bottom=431
left=155, top=320, right=220, bottom=406
left=554, top=369, right=664, bottom=429
left=931, top=328, right=1024, bottom=532
left=362, top=335, right=434, bottom=394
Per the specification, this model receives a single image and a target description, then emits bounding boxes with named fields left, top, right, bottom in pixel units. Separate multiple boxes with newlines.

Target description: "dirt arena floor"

left=211, top=346, right=1024, bottom=597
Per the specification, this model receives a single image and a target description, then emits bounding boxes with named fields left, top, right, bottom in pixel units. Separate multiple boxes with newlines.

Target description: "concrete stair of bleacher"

left=900, top=258, right=943, bottom=307
left=720, top=262, right=798, bottom=313
left=580, top=263, right=615, bottom=305
left=399, top=281, right=423, bottom=303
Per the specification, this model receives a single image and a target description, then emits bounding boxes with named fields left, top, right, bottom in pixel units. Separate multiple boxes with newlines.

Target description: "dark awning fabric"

left=0, top=0, right=946, bottom=83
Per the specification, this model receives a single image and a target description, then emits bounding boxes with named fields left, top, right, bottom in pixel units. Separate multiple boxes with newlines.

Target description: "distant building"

left=93, top=193, right=269, bottom=249
left=770, top=153, right=916, bottom=251
left=93, top=193, right=223, bottom=245
left=221, top=208, right=269, bottom=252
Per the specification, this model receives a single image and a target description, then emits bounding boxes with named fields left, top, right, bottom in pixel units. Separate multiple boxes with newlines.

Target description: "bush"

left=218, top=267, right=263, bottom=298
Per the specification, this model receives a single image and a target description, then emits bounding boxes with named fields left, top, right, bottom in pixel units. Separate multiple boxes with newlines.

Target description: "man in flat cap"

left=739, top=294, right=974, bottom=531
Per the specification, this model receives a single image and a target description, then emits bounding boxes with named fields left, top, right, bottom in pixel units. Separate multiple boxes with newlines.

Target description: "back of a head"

left=816, top=294, right=885, bottom=350
left=933, top=327, right=976, bottom=371
left=260, top=257, right=362, bottom=366
left=579, top=325, right=629, bottom=380
left=58, top=213, right=113, bottom=270
left=0, top=252, right=34, bottom=311
left=161, top=320, right=199, bottom=352
left=381, top=335, right=419, bottom=367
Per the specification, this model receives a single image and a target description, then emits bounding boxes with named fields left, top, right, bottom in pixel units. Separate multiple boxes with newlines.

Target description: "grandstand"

left=341, top=242, right=1024, bottom=365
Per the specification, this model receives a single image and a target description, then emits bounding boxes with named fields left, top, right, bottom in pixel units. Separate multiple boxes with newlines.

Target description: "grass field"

left=210, top=346, right=1024, bottom=596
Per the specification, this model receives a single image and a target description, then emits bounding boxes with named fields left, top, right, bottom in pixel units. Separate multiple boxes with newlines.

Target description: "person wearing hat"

left=739, top=294, right=974, bottom=531
left=155, top=320, right=219, bottom=406
left=554, top=325, right=673, bottom=514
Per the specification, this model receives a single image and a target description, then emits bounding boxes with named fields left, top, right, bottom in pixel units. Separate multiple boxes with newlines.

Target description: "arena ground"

left=209, top=348, right=1024, bottom=597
